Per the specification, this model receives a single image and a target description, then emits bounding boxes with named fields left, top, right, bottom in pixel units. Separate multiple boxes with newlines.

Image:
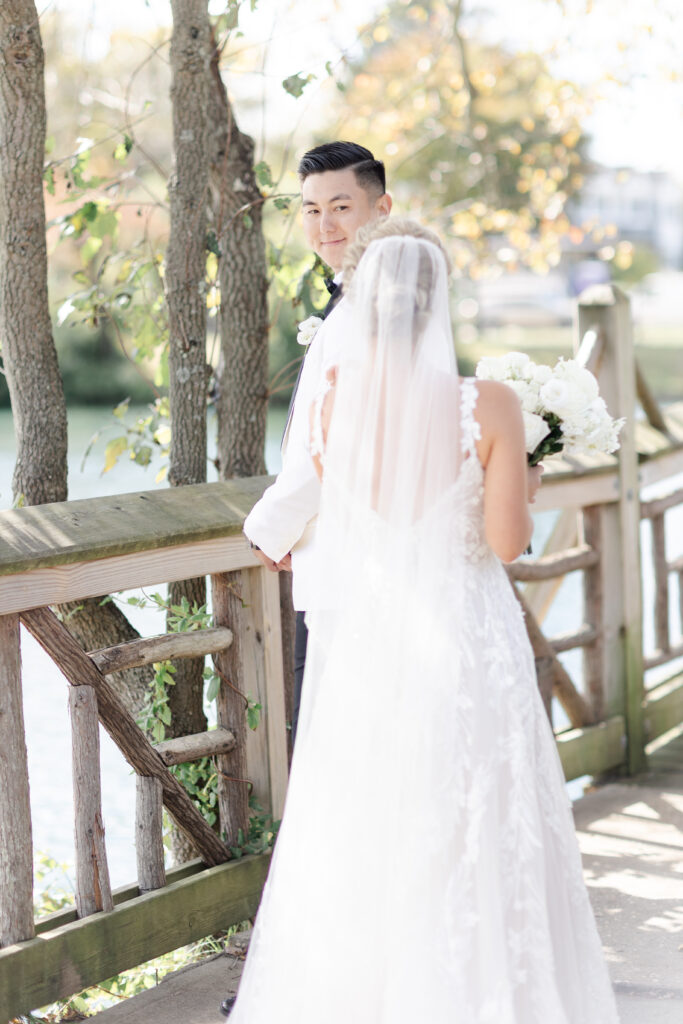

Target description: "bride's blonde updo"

left=342, top=217, right=452, bottom=348
left=341, top=216, right=452, bottom=290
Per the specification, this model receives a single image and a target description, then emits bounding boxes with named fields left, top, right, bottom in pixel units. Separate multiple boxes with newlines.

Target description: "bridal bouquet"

left=475, top=351, right=624, bottom=466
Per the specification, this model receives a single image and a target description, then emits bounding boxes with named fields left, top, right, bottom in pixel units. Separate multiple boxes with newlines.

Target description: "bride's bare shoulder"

left=469, top=378, right=519, bottom=416
left=460, top=377, right=523, bottom=464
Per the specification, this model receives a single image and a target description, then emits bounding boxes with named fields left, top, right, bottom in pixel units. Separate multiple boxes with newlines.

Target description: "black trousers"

left=292, top=610, right=308, bottom=745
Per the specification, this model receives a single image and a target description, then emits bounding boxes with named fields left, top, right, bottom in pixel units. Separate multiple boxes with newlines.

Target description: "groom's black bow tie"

left=324, top=277, right=339, bottom=297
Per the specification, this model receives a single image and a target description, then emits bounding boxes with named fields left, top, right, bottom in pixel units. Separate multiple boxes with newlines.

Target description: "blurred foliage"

left=5, top=0, right=670, bottom=432
left=335, top=0, right=589, bottom=278
left=608, top=242, right=659, bottom=285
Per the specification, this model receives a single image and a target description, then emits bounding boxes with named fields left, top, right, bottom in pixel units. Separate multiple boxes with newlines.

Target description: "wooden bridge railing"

left=506, top=284, right=683, bottom=781
left=0, top=476, right=288, bottom=1021
left=1, top=285, right=683, bottom=1018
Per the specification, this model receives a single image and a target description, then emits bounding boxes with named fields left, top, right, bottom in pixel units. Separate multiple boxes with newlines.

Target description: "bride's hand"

left=527, top=464, right=544, bottom=504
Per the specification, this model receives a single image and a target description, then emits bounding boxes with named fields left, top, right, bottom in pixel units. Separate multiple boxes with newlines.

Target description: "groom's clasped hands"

left=250, top=546, right=292, bottom=573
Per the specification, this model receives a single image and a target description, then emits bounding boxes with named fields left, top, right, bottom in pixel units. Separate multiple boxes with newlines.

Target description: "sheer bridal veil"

left=301, top=223, right=466, bottom=743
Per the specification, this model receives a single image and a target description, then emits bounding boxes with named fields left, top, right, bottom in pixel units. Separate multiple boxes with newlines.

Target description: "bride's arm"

left=474, top=380, right=535, bottom=563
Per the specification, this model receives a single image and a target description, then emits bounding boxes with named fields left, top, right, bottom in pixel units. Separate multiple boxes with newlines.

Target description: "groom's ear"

left=376, top=192, right=392, bottom=217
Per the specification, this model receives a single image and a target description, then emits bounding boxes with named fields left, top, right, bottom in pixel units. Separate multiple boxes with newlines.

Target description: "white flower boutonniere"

left=297, top=315, right=323, bottom=347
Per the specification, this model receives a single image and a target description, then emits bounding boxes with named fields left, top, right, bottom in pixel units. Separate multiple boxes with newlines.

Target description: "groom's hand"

left=250, top=545, right=284, bottom=573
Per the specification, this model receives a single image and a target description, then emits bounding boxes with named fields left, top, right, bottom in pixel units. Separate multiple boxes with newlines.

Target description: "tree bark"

left=0, top=6, right=154, bottom=723
left=167, top=0, right=213, bottom=864
left=167, top=0, right=211, bottom=491
left=207, top=33, right=294, bottom=753
left=208, top=34, right=269, bottom=479
left=0, top=1, right=67, bottom=506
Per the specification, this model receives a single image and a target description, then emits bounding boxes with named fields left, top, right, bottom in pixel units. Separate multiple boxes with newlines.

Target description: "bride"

left=228, top=219, right=620, bottom=1023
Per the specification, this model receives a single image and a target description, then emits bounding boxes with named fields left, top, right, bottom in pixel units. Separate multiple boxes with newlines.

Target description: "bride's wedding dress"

left=229, top=236, right=619, bottom=1024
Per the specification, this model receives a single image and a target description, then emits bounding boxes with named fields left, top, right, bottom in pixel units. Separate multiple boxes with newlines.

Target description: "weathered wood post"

left=0, top=614, right=35, bottom=946
left=135, top=776, right=166, bottom=893
left=69, top=686, right=114, bottom=916
left=212, top=572, right=250, bottom=847
left=211, top=567, right=289, bottom=847
left=239, top=568, right=289, bottom=820
left=577, top=285, right=645, bottom=773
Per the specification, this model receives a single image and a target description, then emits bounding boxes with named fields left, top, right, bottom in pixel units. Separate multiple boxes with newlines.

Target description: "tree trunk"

left=0, top=4, right=157, bottom=732
left=0, top=0, right=67, bottom=506
left=166, top=0, right=212, bottom=864
left=207, top=34, right=296, bottom=744
left=208, top=36, right=269, bottom=479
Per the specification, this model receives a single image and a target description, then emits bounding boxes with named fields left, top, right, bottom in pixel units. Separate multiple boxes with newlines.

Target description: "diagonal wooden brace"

left=21, top=606, right=229, bottom=867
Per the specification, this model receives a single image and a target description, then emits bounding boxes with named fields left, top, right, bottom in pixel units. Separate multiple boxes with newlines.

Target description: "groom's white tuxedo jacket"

left=243, top=298, right=347, bottom=611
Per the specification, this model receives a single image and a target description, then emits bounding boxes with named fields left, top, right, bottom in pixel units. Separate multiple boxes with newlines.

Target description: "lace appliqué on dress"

left=460, top=376, right=482, bottom=458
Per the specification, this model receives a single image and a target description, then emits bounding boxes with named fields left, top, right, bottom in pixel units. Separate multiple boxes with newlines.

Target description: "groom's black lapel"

left=282, top=284, right=343, bottom=446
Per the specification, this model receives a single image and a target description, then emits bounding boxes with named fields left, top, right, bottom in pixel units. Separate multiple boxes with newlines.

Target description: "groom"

left=219, top=141, right=391, bottom=1019
left=245, top=141, right=392, bottom=737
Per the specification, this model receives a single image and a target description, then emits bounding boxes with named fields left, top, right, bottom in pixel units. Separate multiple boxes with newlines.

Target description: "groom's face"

left=301, top=167, right=391, bottom=272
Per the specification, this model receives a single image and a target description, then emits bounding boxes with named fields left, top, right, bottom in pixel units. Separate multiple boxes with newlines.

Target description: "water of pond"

left=1, top=404, right=679, bottom=889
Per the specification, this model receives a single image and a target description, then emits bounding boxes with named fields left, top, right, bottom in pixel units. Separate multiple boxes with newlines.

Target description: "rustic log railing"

left=506, top=285, right=683, bottom=783
left=1, top=285, right=682, bottom=1018
left=0, top=477, right=288, bottom=1020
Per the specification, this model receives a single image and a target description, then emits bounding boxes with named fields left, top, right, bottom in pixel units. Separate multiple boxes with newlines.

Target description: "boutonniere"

left=297, top=315, right=323, bottom=347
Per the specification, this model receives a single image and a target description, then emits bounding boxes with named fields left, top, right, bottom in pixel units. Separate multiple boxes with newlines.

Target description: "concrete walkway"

left=91, top=738, right=683, bottom=1024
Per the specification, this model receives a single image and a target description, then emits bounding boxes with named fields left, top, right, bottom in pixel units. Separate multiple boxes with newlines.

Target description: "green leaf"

left=242, top=212, right=253, bottom=230
left=133, top=445, right=152, bottom=466
left=254, top=160, right=273, bottom=188
left=205, top=229, right=221, bottom=257
left=90, top=209, right=118, bottom=239
left=81, top=235, right=103, bottom=265
left=282, top=72, right=315, bottom=98
left=113, top=134, right=134, bottom=161
left=206, top=674, right=220, bottom=702
left=44, top=165, right=56, bottom=195
left=247, top=702, right=262, bottom=731
left=82, top=200, right=99, bottom=222
left=113, top=398, right=130, bottom=419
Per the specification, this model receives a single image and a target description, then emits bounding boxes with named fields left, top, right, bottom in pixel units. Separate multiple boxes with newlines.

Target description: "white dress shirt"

left=244, top=296, right=349, bottom=610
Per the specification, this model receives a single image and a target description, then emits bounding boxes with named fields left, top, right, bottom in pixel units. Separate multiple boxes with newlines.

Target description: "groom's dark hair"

left=298, top=141, right=386, bottom=198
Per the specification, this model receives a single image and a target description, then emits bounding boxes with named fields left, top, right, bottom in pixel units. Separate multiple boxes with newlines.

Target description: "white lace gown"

left=229, top=380, right=620, bottom=1024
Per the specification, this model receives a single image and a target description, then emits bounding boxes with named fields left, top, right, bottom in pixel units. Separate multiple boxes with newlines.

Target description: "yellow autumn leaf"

left=103, top=437, right=128, bottom=474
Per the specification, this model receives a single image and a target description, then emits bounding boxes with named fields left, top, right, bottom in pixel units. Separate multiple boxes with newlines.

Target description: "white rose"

left=522, top=411, right=551, bottom=455
left=539, top=377, right=586, bottom=418
left=533, top=363, right=553, bottom=385
left=506, top=378, right=541, bottom=414
left=552, top=359, right=599, bottom=402
left=501, top=351, right=532, bottom=378
left=297, top=315, right=323, bottom=346
left=475, top=356, right=507, bottom=382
